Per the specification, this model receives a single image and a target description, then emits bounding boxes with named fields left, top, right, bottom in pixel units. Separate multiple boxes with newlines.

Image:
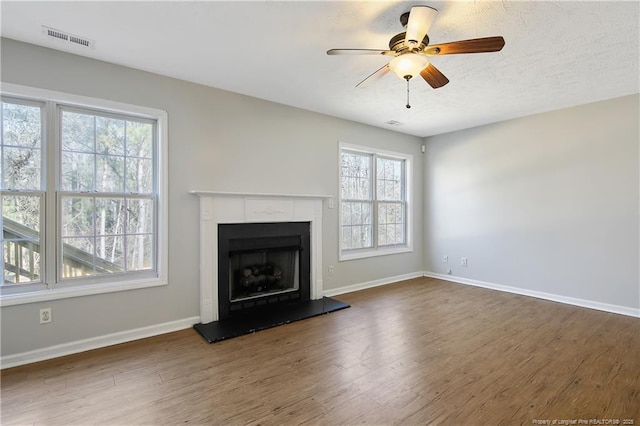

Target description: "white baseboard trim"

left=423, top=271, right=640, bottom=318
left=323, top=271, right=424, bottom=297
left=1, top=316, right=200, bottom=370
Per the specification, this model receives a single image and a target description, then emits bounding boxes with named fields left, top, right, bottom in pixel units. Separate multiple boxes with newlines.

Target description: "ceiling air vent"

left=385, top=120, right=403, bottom=126
left=42, top=26, right=95, bottom=49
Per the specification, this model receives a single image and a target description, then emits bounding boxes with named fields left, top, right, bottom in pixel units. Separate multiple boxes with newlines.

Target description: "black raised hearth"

left=193, top=296, right=350, bottom=343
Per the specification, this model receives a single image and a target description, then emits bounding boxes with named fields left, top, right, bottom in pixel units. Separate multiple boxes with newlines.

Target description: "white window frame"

left=338, top=142, right=413, bottom=261
left=0, top=83, right=168, bottom=307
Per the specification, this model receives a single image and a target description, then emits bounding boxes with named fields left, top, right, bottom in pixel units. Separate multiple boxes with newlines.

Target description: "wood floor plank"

left=1, top=277, right=638, bottom=425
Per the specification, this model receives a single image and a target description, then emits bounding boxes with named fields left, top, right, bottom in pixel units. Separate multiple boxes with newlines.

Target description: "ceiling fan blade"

left=420, top=64, right=449, bottom=89
left=425, top=36, right=505, bottom=55
left=356, top=64, right=390, bottom=88
left=404, top=6, right=438, bottom=48
left=327, top=49, right=395, bottom=56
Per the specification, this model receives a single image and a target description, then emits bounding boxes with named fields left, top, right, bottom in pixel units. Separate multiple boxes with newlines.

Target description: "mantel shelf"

left=190, top=190, right=332, bottom=199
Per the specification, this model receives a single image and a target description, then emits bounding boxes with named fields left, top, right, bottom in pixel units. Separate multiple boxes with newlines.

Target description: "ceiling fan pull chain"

left=406, top=78, right=411, bottom=109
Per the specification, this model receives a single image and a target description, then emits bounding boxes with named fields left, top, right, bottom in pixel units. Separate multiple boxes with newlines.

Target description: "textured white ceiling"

left=1, top=1, right=638, bottom=137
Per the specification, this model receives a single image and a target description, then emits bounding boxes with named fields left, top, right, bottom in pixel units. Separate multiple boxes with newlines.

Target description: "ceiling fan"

left=327, top=5, right=505, bottom=107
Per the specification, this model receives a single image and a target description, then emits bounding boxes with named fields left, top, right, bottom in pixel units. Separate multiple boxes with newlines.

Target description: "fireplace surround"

left=191, top=191, right=329, bottom=324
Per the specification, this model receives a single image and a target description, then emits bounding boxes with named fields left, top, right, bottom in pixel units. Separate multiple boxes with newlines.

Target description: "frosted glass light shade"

left=388, top=54, right=429, bottom=79
left=405, top=6, right=438, bottom=47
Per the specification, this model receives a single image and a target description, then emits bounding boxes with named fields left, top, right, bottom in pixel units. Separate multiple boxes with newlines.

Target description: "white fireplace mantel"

left=191, top=190, right=331, bottom=324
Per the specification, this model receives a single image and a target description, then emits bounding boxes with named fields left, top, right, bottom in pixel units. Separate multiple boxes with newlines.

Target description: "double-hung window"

left=339, top=143, right=412, bottom=260
left=1, top=83, right=167, bottom=304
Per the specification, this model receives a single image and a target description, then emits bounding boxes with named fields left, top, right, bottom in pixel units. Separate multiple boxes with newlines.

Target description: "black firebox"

left=218, top=222, right=311, bottom=320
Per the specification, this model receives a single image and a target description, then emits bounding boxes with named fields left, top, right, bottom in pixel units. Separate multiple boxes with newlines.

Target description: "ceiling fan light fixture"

left=404, top=6, right=438, bottom=46
left=388, top=54, right=429, bottom=80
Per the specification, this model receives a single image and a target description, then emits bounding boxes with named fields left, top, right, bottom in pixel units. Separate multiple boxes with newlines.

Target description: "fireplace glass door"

left=229, top=245, right=300, bottom=302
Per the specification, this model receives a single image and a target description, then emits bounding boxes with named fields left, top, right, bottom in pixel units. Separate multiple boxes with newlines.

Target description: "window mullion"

left=0, top=101, right=4, bottom=190
left=44, top=101, right=58, bottom=288
left=371, top=154, right=378, bottom=249
left=402, top=160, right=407, bottom=244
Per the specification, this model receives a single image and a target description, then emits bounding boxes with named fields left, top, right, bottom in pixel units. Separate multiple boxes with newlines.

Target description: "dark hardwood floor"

left=1, top=277, right=639, bottom=425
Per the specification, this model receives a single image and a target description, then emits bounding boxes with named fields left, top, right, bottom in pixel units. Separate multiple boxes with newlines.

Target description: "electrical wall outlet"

left=40, top=308, right=52, bottom=324
left=443, top=255, right=448, bottom=263
left=461, top=257, right=468, bottom=267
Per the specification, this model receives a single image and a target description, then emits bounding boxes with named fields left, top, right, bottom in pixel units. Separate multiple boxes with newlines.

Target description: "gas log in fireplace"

left=218, top=222, right=311, bottom=319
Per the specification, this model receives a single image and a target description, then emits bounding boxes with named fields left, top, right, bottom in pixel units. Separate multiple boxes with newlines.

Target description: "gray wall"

left=424, top=94, right=640, bottom=309
left=0, top=38, right=424, bottom=357
left=2, top=36, right=637, bottom=360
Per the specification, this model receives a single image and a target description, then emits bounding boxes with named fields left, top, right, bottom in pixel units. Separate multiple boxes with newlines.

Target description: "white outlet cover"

left=40, top=308, right=52, bottom=323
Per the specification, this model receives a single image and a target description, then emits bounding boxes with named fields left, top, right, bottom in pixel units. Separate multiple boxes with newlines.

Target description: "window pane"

left=343, top=202, right=372, bottom=227
left=62, top=236, right=95, bottom=278
left=2, top=102, right=42, bottom=148
left=376, top=157, right=404, bottom=201
left=61, top=195, right=156, bottom=276
left=61, top=151, right=95, bottom=191
left=341, top=201, right=373, bottom=250
left=362, top=225, right=372, bottom=248
left=61, top=111, right=94, bottom=153
left=3, top=240, right=41, bottom=284
left=2, top=194, right=40, bottom=233
left=395, top=224, right=404, bottom=244
left=341, top=152, right=371, bottom=201
left=378, top=224, right=388, bottom=246
left=2, top=194, right=42, bottom=284
left=126, top=158, right=153, bottom=194
left=96, top=116, right=125, bottom=156
left=341, top=226, right=352, bottom=249
left=3, top=147, right=41, bottom=190
left=378, top=202, right=405, bottom=246
left=95, top=198, right=125, bottom=236
left=126, top=121, right=153, bottom=158
left=341, top=202, right=351, bottom=226
left=126, top=234, right=153, bottom=271
left=2, top=101, right=43, bottom=191
left=62, top=197, right=94, bottom=237
left=127, top=199, right=153, bottom=235
left=95, top=236, right=124, bottom=273
left=62, top=235, right=130, bottom=277
left=96, top=155, right=125, bottom=192
left=352, top=225, right=362, bottom=248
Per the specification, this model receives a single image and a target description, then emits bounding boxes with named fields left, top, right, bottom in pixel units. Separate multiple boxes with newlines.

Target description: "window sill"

left=339, top=245, right=413, bottom=262
left=0, top=277, right=167, bottom=307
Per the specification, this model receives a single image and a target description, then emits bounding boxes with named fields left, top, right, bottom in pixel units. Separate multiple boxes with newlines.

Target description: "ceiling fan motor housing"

left=389, top=32, right=429, bottom=52
left=399, top=11, right=411, bottom=27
